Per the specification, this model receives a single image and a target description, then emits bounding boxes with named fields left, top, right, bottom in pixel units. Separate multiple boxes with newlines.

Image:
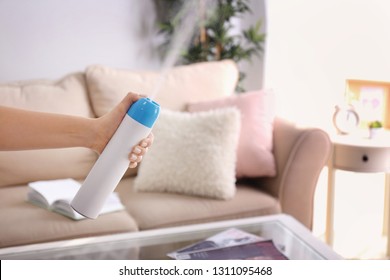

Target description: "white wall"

left=239, top=0, right=266, bottom=91
left=264, top=0, right=390, bottom=130
left=0, top=0, right=266, bottom=91
left=0, top=0, right=160, bottom=82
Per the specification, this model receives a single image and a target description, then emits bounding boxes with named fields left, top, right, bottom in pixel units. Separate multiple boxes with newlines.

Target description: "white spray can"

left=71, top=97, right=160, bottom=219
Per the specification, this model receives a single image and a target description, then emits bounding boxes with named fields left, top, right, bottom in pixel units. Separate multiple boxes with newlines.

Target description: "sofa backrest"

left=0, top=73, right=98, bottom=187
left=0, top=60, right=239, bottom=187
left=85, top=59, right=239, bottom=116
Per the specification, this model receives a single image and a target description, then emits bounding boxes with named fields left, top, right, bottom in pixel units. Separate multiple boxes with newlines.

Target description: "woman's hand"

left=0, top=93, right=154, bottom=168
left=91, top=92, right=154, bottom=168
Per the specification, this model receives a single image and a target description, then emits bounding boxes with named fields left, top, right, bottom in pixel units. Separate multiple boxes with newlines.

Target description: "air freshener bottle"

left=71, top=97, right=160, bottom=219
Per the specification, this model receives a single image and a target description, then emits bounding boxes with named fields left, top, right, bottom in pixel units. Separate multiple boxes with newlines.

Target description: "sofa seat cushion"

left=0, top=185, right=138, bottom=248
left=116, top=177, right=281, bottom=230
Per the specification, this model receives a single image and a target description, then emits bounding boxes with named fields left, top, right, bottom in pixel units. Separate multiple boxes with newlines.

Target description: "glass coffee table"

left=0, top=214, right=341, bottom=260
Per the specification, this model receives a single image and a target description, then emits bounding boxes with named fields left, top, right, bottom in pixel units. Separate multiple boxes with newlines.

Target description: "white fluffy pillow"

left=134, top=108, right=241, bottom=200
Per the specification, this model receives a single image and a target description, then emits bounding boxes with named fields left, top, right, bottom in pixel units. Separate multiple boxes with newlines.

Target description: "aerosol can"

left=71, top=97, right=160, bottom=219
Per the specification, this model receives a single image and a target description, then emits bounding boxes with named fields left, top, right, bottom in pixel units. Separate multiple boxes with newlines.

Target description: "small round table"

left=326, top=134, right=390, bottom=256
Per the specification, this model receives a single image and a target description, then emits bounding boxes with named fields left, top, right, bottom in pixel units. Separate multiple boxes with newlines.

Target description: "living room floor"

left=313, top=169, right=389, bottom=260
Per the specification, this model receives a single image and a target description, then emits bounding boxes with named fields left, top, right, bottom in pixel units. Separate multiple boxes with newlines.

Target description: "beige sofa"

left=0, top=60, right=331, bottom=249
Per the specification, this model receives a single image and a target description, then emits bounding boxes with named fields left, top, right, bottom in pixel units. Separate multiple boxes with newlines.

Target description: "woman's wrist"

left=85, top=118, right=105, bottom=154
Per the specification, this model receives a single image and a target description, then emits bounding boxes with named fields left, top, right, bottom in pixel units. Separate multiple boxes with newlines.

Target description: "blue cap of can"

left=127, top=97, right=160, bottom=128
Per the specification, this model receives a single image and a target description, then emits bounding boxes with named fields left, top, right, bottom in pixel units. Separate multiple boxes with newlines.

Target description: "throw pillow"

left=85, top=60, right=239, bottom=116
left=133, top=108, right=241, bottom=200
left=187, top=90, right=276, bottom=178
left=0, top=73, right=98, bottom=187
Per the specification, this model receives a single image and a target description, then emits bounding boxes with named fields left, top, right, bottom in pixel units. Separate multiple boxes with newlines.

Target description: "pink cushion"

left=187, top=90, right=276, bottom=178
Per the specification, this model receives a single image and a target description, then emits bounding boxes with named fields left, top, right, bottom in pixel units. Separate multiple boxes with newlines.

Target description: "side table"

left=325, top=134, right=390, bottom=256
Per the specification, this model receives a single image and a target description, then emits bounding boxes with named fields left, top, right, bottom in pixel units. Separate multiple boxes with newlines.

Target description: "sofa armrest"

left=260, top=118, right=331, bottom=229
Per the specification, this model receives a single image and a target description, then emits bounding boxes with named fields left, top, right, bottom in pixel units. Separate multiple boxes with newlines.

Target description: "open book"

left=27, top=178, right=125, bottom=220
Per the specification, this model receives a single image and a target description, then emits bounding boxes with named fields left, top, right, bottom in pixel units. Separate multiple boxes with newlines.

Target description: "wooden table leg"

left=384, top=173, right=390, bottom=257
left=326, top=166, right=336, bottom=246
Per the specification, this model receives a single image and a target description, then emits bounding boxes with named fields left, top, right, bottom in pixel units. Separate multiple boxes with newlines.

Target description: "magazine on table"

left=167, top=228, right=288, bottom=260
left=27, top=178, right=125, bottom=220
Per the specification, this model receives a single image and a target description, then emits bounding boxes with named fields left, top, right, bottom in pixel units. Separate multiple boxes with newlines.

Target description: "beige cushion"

left=117, top=177, right=281, bottom=230
left=0, top=73, right=98, bottom=187
left=0, top=185, right=137, bottom=248
left=134, top=108, right=241, bottom=200
left=85, top=60, right=239, bottom=116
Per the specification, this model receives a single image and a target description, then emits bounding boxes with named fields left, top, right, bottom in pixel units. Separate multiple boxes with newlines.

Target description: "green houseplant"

left=154, top=0, right=265, bottom=92
left=368, top=120, right=383, bottom=139
left=368, top=120, right=383, bottom=129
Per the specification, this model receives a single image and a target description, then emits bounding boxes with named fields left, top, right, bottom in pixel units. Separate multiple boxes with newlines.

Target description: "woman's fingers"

left=128, top=133, right=154, bottom=168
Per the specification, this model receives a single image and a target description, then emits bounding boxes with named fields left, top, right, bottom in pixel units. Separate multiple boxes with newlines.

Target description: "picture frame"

left=345, top=79, right=390, bottom=129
